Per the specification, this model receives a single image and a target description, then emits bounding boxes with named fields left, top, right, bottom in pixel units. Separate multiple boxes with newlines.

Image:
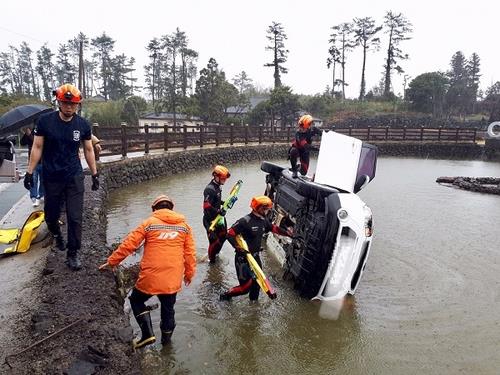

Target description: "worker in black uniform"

left=220, top=195, right=292, bottom=301
left=288, top=114, right=322, bottom=177
left=203, top=165, right=230, bottom=263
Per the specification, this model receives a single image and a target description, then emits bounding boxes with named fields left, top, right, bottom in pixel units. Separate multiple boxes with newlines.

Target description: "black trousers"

left=289, top=146, right=310, bottom=175
left=227, top=252, right=261, bottom=300
left=203, top=216, right=227, bottom=262
left=43, top=174, right=84, bottom=256
left=129, top=288, right=177, bottom=332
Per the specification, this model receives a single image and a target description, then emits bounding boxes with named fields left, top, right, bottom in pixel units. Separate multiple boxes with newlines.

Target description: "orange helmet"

left=298, top=114, right=313, bottom=129
left=54, top=83, right=82, bottom=103
left=213, top=165, right=230, bottom=179
left=250, top=195, right=273, bottom=211
left=151, top=194, right=174, bottom=210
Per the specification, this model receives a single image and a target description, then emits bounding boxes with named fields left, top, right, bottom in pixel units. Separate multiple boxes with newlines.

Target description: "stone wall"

left=98, top=142, right=488, bottom=190
left=373, top=143, right=484, bottom=160
left=100, top=144, right=289, bottom=189
left=329, top=114, right=488, bottom=129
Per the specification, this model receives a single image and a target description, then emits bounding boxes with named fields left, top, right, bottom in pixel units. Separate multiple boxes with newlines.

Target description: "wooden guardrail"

left=91, top=123, right=479, bottom=160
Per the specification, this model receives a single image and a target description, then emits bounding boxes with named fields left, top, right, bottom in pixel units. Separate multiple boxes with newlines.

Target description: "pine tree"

left=264, top=22, right=288, bottom=88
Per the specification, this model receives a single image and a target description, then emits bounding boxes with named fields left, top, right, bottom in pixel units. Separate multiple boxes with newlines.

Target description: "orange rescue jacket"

left=107, top=208, right=196, bottom=295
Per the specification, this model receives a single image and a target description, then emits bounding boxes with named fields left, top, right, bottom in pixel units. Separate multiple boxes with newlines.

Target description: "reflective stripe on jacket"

left=107, top=208, right=196, bottom=295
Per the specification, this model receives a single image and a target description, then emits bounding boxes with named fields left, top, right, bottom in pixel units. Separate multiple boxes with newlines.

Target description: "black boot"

left=65, top=252, right=82, bottom=271
left=53, top=234, right=66, bottom=251
left=219, top=292, right=232, bottom=301
left=134, top=311, right=156, bottom=349
left=161, top=330, right=173, bottom=345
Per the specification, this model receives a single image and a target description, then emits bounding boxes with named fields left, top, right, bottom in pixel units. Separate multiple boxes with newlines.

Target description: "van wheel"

left=261, top=161, right=285, bottom=175
left=296, top=180, right=336, bottom=199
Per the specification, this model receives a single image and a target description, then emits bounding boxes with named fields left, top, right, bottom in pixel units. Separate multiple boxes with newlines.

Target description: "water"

left=106, top=157, right=500, bottom=375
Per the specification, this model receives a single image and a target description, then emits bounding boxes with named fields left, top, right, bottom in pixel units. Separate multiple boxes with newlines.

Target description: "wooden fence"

left=92, top=123, right=479, bottom=160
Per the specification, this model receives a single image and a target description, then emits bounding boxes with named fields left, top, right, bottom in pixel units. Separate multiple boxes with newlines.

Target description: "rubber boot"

left=219, top=292, right=232, bottom=301
left=161, top=330, right=173, bottom=345
left=133, top=311, right=156, bottom=349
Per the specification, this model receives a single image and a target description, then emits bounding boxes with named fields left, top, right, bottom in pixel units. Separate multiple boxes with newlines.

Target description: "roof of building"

left=140, top=112, right=201, bottom=121
left=226, top=96, right=269, bottom=115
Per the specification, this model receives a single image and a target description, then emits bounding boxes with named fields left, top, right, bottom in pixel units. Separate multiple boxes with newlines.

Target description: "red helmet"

left=250, top=195, right=273, bottom=211
left=54, top=83, right=82, bottom=103
left=213, top=165, right=230, bottom=179
left=298, top=114, right=313, bottom=129
left=151, top=194, right=174, bottom=210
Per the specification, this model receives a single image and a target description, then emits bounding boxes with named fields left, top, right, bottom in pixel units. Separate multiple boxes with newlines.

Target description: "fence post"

left=199, top=124, right=204, bottom=148
left=163, top=124, right=169, bottom=151
left=244, top=124, right=249, bottom=145
left=331, top=125, right=336, bottom=133
left=385, top=126, right=389, bottom=141
left=287, top=125, right=291, bottom=142
left=230, top=124, right=234, bottom=145
left=403, top=126, right=407, bottom=141
left=259, top=125, right=263, bottom=144
left=472, top=128, right=477, bottom=143
left=92, top=123, right=100, bottom=161
left=420, top=126, right=424, bottom=142
left=367, top=126, right=371, bottom=142
left=144, top=124, right=150, bottom=154
left=348, top=126, right=352, bottom=137
left=215, top=126, right=220, bottom=147
left=455, top=127, right=459, bottom=143
left=183, top=125, right=188, bottom=149
left=438, top=126, right=442, bottom=142
left=120, top=122, right=127, bottom=157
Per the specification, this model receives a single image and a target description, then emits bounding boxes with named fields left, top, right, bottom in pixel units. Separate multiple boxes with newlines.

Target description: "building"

left=138, top=112, right=203, bottom=133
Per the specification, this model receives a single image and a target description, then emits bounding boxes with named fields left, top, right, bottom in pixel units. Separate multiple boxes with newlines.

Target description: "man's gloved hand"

left=23, top=172, right=33, bottom=190
left=219, top=207, right=227, bottom=216
left=91, top=173, right=99, bottom=191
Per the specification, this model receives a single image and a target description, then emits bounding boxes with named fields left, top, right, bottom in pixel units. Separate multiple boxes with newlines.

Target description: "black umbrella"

left=0, top=104, right=54, bottom=136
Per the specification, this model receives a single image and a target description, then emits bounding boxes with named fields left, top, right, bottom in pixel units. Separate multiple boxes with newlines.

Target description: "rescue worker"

left=220, top=195, right=292, bottom=301
left=203, top=165, right=230, bottom=263
left=99, top=195, right=196, bottom=348
left=24, top=83, right=98, bottom=271
left=288, top=114, right=322, bottom=177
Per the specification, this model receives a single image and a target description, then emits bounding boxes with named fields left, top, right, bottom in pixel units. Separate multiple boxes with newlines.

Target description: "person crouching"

left=99, top=195, right=196, bottom=348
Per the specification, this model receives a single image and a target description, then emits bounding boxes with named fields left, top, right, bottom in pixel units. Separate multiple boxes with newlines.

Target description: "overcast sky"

left=1, top=0, right=498, bottom=99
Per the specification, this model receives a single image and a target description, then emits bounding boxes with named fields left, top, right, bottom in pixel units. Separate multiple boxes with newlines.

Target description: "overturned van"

left=262, top=130, right=377, bottom=302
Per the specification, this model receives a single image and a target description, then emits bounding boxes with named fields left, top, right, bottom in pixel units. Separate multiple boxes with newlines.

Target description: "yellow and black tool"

left=208, top=180, right=243, bottom=232
left=0, top=210, right=45, bottom=255
left=235, top=234, right=277, bottom=299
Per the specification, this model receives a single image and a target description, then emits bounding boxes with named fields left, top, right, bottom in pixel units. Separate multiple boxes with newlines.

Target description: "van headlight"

left=363, top=205, right=373, bottom=237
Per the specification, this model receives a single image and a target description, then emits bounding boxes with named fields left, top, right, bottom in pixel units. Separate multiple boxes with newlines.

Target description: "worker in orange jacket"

left=99, top=195, right=196, bottom=348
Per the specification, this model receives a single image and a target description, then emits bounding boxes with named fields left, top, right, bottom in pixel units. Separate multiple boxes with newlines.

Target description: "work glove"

left=91, top=173, right=99, bottom=191
left=23, top=172, right=33, bottom=190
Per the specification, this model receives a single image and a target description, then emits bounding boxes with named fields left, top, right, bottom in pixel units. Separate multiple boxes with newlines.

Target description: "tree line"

left=1, top=14, right=499, bottom=125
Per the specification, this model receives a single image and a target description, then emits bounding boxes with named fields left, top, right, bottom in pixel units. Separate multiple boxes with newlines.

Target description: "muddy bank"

left=2, top=178, right=140, bottom=375
left=2, top=144, right=289, bottom=374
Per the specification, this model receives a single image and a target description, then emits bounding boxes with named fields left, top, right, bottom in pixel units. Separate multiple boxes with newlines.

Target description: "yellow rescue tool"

left=235, top=234, right=277, bottom=299
left=0, top=210, right=45, bottom=255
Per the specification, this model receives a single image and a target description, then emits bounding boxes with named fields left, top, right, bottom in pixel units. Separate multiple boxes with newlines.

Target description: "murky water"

left=106, top=157, right=500, bottom=375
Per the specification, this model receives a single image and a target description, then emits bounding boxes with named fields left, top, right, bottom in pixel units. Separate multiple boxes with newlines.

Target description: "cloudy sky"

left=1, top=0, right=498, bottom=98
